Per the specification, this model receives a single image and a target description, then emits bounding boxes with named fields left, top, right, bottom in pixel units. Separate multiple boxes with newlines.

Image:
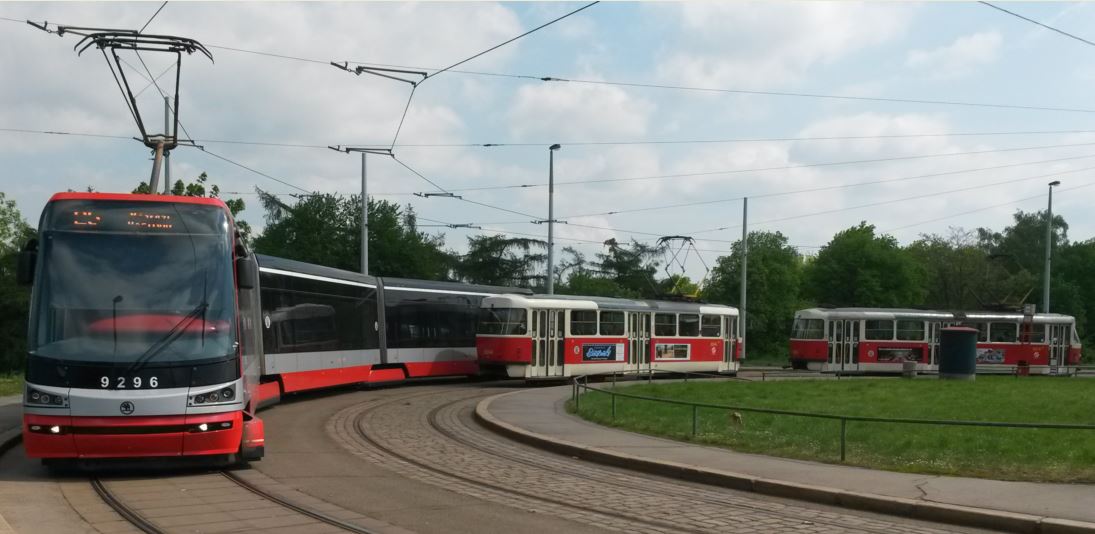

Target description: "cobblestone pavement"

left=327, top=385, right=988, bottom=534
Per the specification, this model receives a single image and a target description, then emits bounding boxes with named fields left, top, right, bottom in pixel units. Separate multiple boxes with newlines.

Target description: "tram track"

left=88, top=467, right=384, bottom=534
left=334, top=386, right=978, bottom=534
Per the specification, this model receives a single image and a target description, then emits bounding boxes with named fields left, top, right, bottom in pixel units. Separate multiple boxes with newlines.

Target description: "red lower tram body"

left=477, top=295, right=741, bottom=379
left=789, top=308, right=1082, bottom=374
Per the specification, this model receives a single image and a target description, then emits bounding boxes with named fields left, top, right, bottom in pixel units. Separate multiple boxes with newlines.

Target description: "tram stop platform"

left=476, top=385, right=1095, bottom=534
left=0, top=395, right=24, bottom=534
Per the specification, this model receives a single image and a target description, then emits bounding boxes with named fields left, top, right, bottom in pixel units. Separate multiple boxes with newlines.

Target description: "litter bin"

left=939, top=326, right=977, bottom=380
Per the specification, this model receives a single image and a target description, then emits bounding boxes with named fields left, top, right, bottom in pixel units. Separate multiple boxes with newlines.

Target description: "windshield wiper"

left=122, top=300, right=208, bottom=376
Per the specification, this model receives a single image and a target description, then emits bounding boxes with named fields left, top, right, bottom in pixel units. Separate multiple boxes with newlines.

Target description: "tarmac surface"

left=478, top=381, right=1095, bottom=531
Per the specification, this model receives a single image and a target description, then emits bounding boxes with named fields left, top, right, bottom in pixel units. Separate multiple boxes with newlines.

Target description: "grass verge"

left=0, top=374, right=23, bottom=397
left=572, top=377, right=1095, bottom=482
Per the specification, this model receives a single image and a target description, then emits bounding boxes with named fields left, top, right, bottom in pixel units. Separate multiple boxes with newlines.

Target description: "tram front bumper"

left=23, top=411, right=243, bottom=459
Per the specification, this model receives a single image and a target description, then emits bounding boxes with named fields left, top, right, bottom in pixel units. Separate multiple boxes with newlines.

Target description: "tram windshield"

left=28, top=200, right=237, bottom=365
left=477, top=308, right=527, bottom=335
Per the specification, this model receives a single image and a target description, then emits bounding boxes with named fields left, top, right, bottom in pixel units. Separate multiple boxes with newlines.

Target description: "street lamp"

left=547, top=144, right=561, bottom=294
left=1043, top=180, right=1061, bottom=313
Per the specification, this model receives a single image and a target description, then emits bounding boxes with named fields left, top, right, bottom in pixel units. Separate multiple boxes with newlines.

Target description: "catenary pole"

left=362, top=152, right=368, bottom=275
left=547, top=144, right=561, bottom=293
left=163, top=96, right=171, bottom=194
left=740, top=197, right=748, bottom=361
left=1043, top=180, right=1060, bottom=312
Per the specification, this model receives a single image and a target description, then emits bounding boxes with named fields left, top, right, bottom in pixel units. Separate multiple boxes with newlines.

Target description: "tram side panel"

left=382, top=285, right=483, bottom=379
left=648, top=312, right=723, bottom=374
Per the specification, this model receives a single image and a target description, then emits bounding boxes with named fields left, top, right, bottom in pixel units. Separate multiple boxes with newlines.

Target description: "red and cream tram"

left=18, top=192, right=527, bottom=463
left=477, top=294, right=741, bottom=379
left=790, top=308, right=1082, bottom=374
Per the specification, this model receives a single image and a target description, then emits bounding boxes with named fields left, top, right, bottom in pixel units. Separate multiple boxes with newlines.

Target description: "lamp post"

left=547, top=144, right=561, bottom=294
left=1043, top=180, right=1061, bottom=312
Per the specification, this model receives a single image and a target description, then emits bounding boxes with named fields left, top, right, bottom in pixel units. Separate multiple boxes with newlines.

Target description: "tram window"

left=678, top=314, right=700, bottom=337
left=386, top=289, right=481, bottom=348
left=957, top=322, right=988, bottom=342
left=259, top=271, right=377, bottom=354
left=478, top=308, right=527, bottom=336
left=571, top=310, right=598, bottom=336
left=864, top=320, right=894, bottom=341
left=654, top=313, right=677, bottom=336
left=792, top=319, right=824, bottom=339
left=1024, top=324, right=1045, bottom=343
left=989, top=322, right=1018, bottom=343
left=895, top=320, right=924, bottom=341
left=599, top=311, right=625, bottom=336
left=701, top=315, right=721, bottom=337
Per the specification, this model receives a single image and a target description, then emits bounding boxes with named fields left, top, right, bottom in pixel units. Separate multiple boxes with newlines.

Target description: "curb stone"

left=475, top=389, right=1095, bottom=534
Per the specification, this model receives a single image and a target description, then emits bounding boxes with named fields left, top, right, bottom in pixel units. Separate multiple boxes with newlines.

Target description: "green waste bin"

left=939, top=326, right=977, bottom=380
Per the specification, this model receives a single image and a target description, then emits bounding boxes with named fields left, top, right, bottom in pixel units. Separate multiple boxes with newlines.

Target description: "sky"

left=2, top=1, right=1095, bottom=281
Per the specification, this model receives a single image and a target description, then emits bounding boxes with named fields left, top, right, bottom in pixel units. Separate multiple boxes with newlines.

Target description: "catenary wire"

left=139, top=1, right=167, bottom=34
left=979, top=2, right=1095, bottom=48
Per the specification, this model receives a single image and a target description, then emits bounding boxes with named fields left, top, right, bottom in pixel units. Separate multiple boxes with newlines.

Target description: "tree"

left=704, top=231, right=803, bottom=359
left=0, top=193, right=35, bottom=373
left=906, top=228, right=1033, bottom=310
left=804, top=222, right=924, bottom=307
left=590, top=239, right=663, bottom=298
left=134, top=172, right=252, bottom=245
left=253, top=191, right=453, bottom=279
left=455, top=235, right=546, bottom=288
left=977, top=209, right=1068, bottom=278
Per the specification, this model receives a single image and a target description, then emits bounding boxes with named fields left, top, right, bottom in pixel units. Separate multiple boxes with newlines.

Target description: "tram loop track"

left=86, top=466, right=384, bottom=534
left=330, top=386, right=976, bottom=534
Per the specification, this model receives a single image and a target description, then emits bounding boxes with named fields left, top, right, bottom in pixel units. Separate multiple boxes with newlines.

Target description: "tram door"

left=929, top=322, right=941, bottom=367
left=827, top=320, right=859, bottom=372
left=530, top=309, right=565, bottom=378
left=721, top=316, right=737, bottom=371
left=627, top=312, right=652, bottom=374
left=1048, top=324, right=1070, bottom=375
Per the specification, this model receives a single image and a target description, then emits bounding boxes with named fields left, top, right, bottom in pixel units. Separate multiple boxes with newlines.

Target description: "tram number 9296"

left=100, top=376, right=159, bottom=389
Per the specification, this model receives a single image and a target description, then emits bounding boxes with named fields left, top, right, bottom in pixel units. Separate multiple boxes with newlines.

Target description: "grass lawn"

left=572, top=377, right=1095, bottom=482
left=0, top=374, right=23, bottom=397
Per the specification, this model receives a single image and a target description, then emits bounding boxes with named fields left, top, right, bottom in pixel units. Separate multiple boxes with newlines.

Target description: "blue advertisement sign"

left=583, top=343, right=618, bottom=361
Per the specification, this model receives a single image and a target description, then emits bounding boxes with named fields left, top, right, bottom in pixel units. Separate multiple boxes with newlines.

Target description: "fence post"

left=840, top=418, right=847, bottom=462
left=611, top=394, right=616, bottom=421
left=576, top=383, right=581, bottom=412
left=692, top=404, right=698, bottom=436
left=613, top=373, right=617, bottom=388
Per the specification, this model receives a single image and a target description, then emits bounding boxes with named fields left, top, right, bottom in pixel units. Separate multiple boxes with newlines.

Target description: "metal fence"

left=571, top=371, right=1095, bottom=463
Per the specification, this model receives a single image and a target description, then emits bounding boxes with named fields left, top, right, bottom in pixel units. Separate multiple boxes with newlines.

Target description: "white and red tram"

left=789, top=308, right=1082, bottom=374
left=477, top=294, right=741, bottom=379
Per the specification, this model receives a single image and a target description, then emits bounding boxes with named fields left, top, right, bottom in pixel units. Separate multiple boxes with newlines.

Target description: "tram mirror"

left=236, top=256, right=257, bottom=289
left=16, top=249, right=35, bottom=286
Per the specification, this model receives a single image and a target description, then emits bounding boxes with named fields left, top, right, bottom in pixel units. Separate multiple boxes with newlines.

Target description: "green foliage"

left=455, top=235, right=545, bottom=288
left=704, top=231, right=803, bottom=359
left=253, top=191, right=453, bottom=280
left=0, top=374, right=23, bottom=396
left=804, top=222, right=924, bottom=307
left=575, top=378, right=1095, bottom=482
left=0, top=193, right=35, bottom=373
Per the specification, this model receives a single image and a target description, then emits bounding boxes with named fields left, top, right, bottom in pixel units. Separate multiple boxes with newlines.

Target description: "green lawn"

left=0, top=374, right=23, bottom=397
left=572, top=377, right=1095, bottom=482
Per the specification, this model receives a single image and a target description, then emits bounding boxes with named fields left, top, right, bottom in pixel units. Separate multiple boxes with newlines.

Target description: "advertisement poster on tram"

left=976, top=348, right=1006, bottom=364
left=655, top=343, right=690, bottom=360
left=582, top=343, right=625, bottom=361
left=876, top=347, right=922, bottom=363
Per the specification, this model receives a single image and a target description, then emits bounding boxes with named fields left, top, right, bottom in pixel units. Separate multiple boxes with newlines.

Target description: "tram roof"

left=795, top=307, right=1075, bottom=322
left=482, top=293, right=738, bottom=315
left=257, top=255, right=530, bottom=296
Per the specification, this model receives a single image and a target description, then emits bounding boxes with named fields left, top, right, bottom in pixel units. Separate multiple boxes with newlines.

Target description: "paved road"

left=258, top=381, right=987, bottom=534
left=0, top=381, right=988, bottom=533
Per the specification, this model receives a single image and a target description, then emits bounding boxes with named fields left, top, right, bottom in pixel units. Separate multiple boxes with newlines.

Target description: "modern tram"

left=476, top=294, right=741, bottom=379
left=18, top=192, right=528, bottom=463
left=789, top=307, right=1082, bottom=375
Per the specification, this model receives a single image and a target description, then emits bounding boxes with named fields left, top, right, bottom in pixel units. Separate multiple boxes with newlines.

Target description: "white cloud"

left=507, top=81, right=655, bottom=140
left=905, top=31, right=1002, bottom=80
left=654, top=2, right=913, bottom=89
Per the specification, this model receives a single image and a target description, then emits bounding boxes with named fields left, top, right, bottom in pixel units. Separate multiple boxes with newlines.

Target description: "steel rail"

left=220, top=470, right=381, bottom=534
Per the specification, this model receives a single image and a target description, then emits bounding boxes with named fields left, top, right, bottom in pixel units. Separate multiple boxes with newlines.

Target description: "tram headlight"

left=25, top=387, right=67, bottom=407
left=188, top=384, right=237, bottom=406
